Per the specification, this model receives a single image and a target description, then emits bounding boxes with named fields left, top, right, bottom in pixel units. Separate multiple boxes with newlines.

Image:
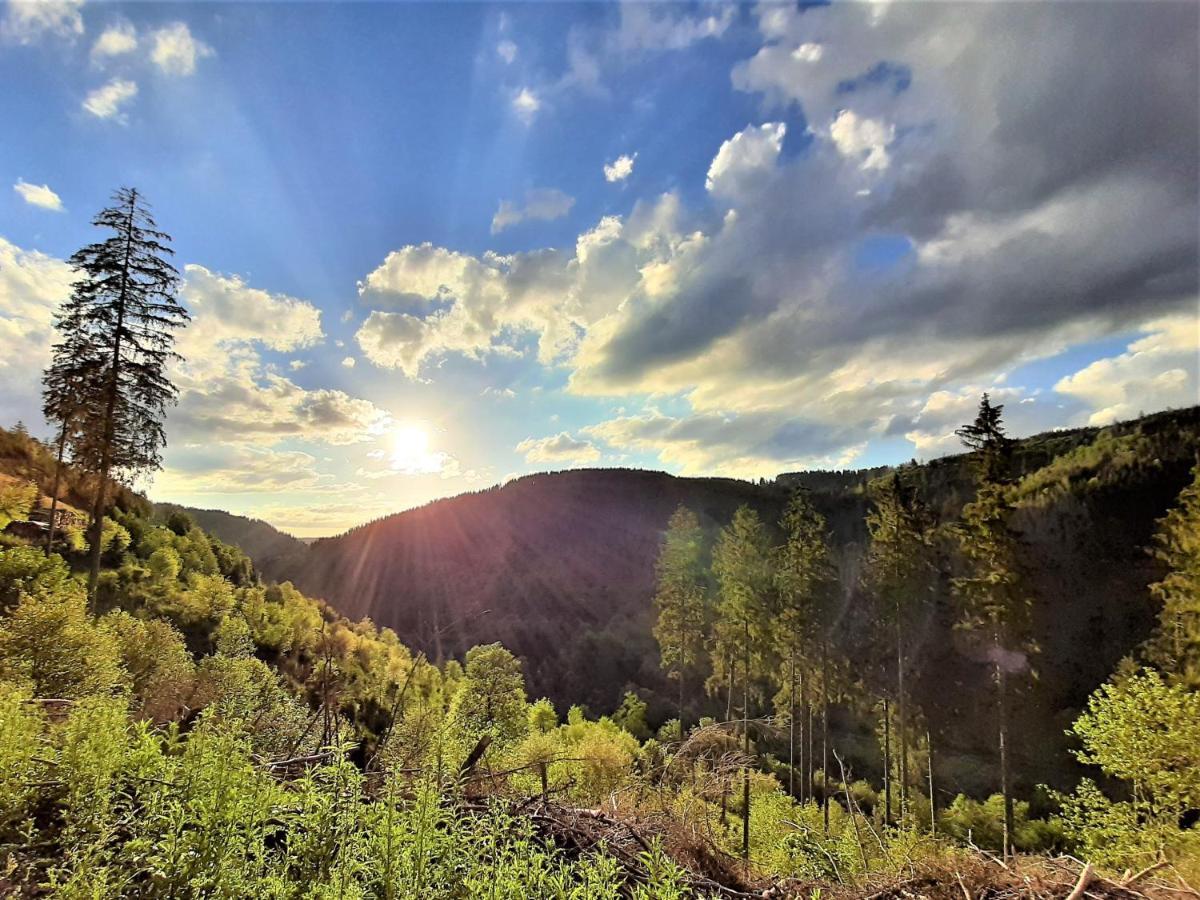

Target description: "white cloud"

left=705, top=122, right=786, bottom=197
left=512, top=87, right=540, bottom=123
left=149, top=22, right=212, bottom=76
left=341, top=356, right=356, bottom=368
left=829, top=109, right=894, bottom=171
left=792, top=43, right=823, bottom=63
left=1055, top=316, right=1199, bottom=425
left=1, top=0, right=82, bottom=44
left=482, top=386, right=516, bottom=399
left=82, top=78, right=138, bottom=120
left=91, top=21, right=137, bottom=61
left=603, top=153, right=637, bottom=183
left=497, top=39, right=517, bottom=64
left=616, top=4, right=735, bottom=53
left=0, top=237, right=75, bottom=426
left=491, top=188, right=575, bottom=234
left=13, top=179, right=63, bottom=211
left=516, top=432, right=600, bottom=465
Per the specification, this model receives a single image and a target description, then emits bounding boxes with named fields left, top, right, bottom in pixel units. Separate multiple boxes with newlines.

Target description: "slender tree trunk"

left=927, top=727, right=936, bottom=835
left=897, top=616, right=909, bottom=823
left=997, top=658, right=1013, bottom=858
left=787, top=647, right=796, bottom=798
left=822, top=638, right=830, bottom=834
left=43, top=423, right=67, bottom=557
left=742, top=622, right=751, bottom=868
left=806, top=687, right=814, bottom=804
left=87, top=193, right=136, bottom=603
left=725, top=653, right=734, bottom=722
left=678, top=619, right=686, bottom=732
left=882, top=697, right=892, bottom=826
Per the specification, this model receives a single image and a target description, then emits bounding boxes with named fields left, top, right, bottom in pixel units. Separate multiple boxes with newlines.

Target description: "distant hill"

left=287, top=469, right=804, bottom=713
left=283, top=407, right=1200, bottom=792
left=153, top=503, right=308, bottom=582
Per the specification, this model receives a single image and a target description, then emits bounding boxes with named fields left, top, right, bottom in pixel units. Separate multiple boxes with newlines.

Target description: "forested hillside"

left=284, top=409, right=1200, bottom=795
left=154, top=502, right=308, bottom=582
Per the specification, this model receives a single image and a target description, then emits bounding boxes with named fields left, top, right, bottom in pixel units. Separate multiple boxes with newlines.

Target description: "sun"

left=387, top=423, right=450, bottom=475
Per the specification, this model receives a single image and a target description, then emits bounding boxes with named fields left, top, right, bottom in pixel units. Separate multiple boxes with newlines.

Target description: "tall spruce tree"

left=1145, top=463, right=1200, bottom=689
left=952, top=394, right=1030, bottom=858
left=652, top=505, right=710, bottom=731
left=773, top=491, right=835, bottom=802
left=863, top=472, right=933, bottom=824
left=711, top=504, right=775, bottom=866
left=52, top=188, right=187, bottom=597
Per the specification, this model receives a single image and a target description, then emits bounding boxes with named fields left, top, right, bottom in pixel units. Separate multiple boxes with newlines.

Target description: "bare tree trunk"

left=897, top=617, right=909, bottom=823
left=882, top=697, right=892, bottom=825
left=43, top=423, right=67, bottom=557
left=927, top=727, right=936, bottom=835
left=997, top=659, right=1013, bottom=858
left=788, top=647, right=796, bottom=798
left=822, top=638, right=830, bottom=834
left=806, top=685, right=814, bottom=804
left=741, top=624, right=751, bottom=869
left=725, top=653, right=734, bottom=722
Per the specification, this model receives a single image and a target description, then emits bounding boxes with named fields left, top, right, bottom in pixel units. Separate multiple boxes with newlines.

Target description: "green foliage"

left=1145, top=464, right=1200, bottom=688
left=450, top=643, right=529, bottom=749
left=0, top=546, right=76, bottom=613
left=612, top=690, right=651, bottom=740
left=937, top=794, right=1063, bottom=853
left=0, top=478, right=37, bottom=528
left=0, top=578, right=126, bottom=698
left=1058, top=668, right=1200, bottom=868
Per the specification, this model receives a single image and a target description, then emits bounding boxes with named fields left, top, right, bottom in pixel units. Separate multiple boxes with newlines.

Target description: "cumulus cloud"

left=512, top=87, right=540, bottom=123
left=829, top=110, right=894, bottom=172
left=0, top=237, right=75, bottom=426
left=13, top=179, right=63, bottom=211
left=1055, top=316, right=1199, bottom=426
left=1, top=0, right=82, bottom=44
left=153, top=445, right=337, bottom=495
left=585, top=410, right=866, bottom=478
left=604, top=153, right=637, bottom=183
left=168, top=266, right=391, bottom=448
left=341, top=356, right=356, bottom=368
left=516, top=432, right=600, bottom=465
left=149, top=22, right=212, bottom=76
left=91, top=21, right=136, bottom=61
left=491, top=188, right=575, bottom=234
left=705, top=122, right=786, bottom=197
left=82, top=78, right=138, bottom=120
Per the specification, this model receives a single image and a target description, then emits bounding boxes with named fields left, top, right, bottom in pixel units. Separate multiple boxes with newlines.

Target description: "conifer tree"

left=1145, top=463, right=1200, bottom=689
left=711, top=505, right=775, bottom=865
left=863, top=472, right=933, bottom=824
left=952, top=395, right=1030, bottom=857
left=51, top=188, right=188, bottom=598
left=773, top=491, right=836, bottom=802
left=652, top=505, right=710, bottom=730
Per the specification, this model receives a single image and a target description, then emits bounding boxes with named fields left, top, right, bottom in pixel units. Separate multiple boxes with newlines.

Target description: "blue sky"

left=1, top=1, right=1196, bottom=535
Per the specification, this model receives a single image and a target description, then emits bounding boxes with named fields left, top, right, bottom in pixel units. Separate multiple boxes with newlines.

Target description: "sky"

left=0, top=0, right=1197, bottom=537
